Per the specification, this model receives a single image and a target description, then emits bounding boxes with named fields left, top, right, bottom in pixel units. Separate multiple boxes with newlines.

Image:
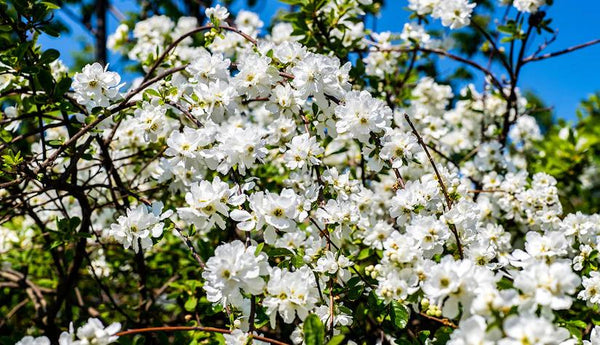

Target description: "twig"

left=116, top=326, right=291, bottom=345
left=167, top=101, right=202, bottom=127
left=418, top=312, right=457, bottom=329
left=404, top=114, right=452, bottom=210
left=404, top=114, right=463, bottom=259
left=143, top=25, right=257, bottom=84
left=523, top=38, right=600, bottom=63
left=173, top=227, right=206, bottom=269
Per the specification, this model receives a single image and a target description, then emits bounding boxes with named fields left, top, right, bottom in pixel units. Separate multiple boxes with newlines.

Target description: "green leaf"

left=390, top=301, right=410, bottom=330
left=144, top=88, right=160, bottom=98
left=497, top=24, right=514, bottom=34
left=325, top=335, right=345, bottom=345
left=41, top=1, right=60, bottom=10
left=38, top=68, right=55, bottom=95
left=184, top=296, right=198, bottom=311
left=266, top=247, right=294, bottom=257
left=432, top=326, right=454, bottom=345
left=40, top=49, right=60, bottom=64
left=48, top=139, right=64, bottom=147
left=254, top=242, right=264, bottom=256
left=303, top=314, right=325, bottom=345
left=54, top=77, right=72, bottom=97
left=565, top=320, right=587, bottom=329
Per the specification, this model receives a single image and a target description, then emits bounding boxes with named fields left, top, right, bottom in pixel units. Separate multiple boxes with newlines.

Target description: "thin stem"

left=143, top=25, right=257, bottom=84
left=404, top=114, right=463, bottom=259
left=116, top=326, right=291, bottom=345
left=173, top=227, right=206, bottom=269
left=523, top=38, right=600, bottom=64
left=404, top=114, right=452, bottom=210
left=471, top=20, right=512, bottom=75
left=418, top=312, right=457, bottom=329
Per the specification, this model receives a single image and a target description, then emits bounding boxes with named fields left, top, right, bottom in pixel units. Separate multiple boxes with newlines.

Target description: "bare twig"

left=116, top=326, right=290, bottom=345
left=404, top=114, right=463, bottom=259
left=523, top=38, right=600, bottom=63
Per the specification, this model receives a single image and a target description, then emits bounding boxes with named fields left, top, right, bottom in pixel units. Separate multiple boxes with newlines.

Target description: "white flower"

left=513, top=0, right=546, bottom=13
left=224, top=329, right=250, bottom=345
left=376, top=267, right=419, bottom=303
left=579, top=271, right=600, bottom=305
left=584, top=326, right=600, bottom=345
left=189, top=79, right=238, bottom=123
left=73, top=63, right=123, bottom=110
left=186, top=49, right=231, bottom=84
left=235, top=10, right=263, bottom=36
left=432, top=0, right=476, bottom=29
left=408, top=0, right=439, bottom=15
left=406, top=215, right=450, bottom=257
left=128, top=15, right=173, bottom=61
left=498, top=314, right=569, bottom=345
left=264, top=266, right=319, bottom=327
left=448, top=315, right=500, bottom=345
left=107, top=23, right=129, bottom=52
left=283, top=134, right=324, bottom=170
left=241, top=189, right=299, bottom=241
left=108, top=202, right=172, bottom=253
left=205, top=4, right=229, bottom=24
left=15, top=336, right=50, bottom=345
left=379, top=129, right=418, bottom=168
left=362, top=220, right=394, bottom=250
left=291, top=53, right=348, bottom=105
left=56, top=319, right=120, bottom=345
left=335, top=90, right=392, bottom=143
left=270, top=22, right=300, bottom=44
left=315, top=250, right=353, bottom=281
left=234, top=52, right=281, bottom=99
left=513, top=261, right=581, bottom=310
left=177, top=176, right=239, bottom=230
left=400, top=22, right=431, bottom=44
left=215, top=125, right=268, bottom=174
left=133, top=101, right=172, bottom=142
left=202, top=240, right=269, bottom=308
left=72, top=318, right=120, bottom=345
left=267, top=83, right=302, bottom=117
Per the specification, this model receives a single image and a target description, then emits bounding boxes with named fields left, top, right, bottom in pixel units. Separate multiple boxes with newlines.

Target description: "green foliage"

left=527, top=92, right=600, bottom=213
left=390, top=301, right=410, bottom=330
left=304, top=314, right=325, bottom=345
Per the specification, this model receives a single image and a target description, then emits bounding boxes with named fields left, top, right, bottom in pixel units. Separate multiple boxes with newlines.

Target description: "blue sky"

left=39, top=0, right=600, bottom=122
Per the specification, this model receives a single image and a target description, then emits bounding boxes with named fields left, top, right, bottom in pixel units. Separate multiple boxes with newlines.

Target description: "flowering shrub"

left=2, top=0, right=600, bottom=344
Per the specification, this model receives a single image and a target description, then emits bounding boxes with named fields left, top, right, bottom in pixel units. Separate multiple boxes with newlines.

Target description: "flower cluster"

left=16, top=319, right=120, bottom=345
left=72, top=62, right=123, bottom=111
left=7, top=2, right=600, bottom=345
left=408, top=0, right=476, bottom=29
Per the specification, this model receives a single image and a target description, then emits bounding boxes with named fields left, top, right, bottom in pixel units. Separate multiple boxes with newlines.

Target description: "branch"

left=418, top=312, right=457, bottom=329
left=523, top=38, right=600, bottom=63
left=417, top=47, right=507, bottom=99
left=173, top=227, right=206, bottom=269
left=470, top=20, right=512, bottom=75
left=404, top=114, right=463, bottom=259
left=142, top=24, right=257, bottom=84
left=116, top=326, right=291, bottom=345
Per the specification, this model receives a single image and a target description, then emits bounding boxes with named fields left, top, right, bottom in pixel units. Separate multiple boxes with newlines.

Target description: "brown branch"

left=404, top=114, right=452, bottom=210
left=167, top=101, right=202, bottom=127
left=523, top=38, right=600, bottom=63
left=417, top=47, right=507, bottom=99
left=142, top=25, right=257, bottom=84
left=116, top=326, right=291, bottom=345
left=173, top=227, right=206, bottom=269
left=471, top=20, right=512, bottom=76
left=418, top=312, right=457, bottom=329
left=404, top=114, right=463, bottom=259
